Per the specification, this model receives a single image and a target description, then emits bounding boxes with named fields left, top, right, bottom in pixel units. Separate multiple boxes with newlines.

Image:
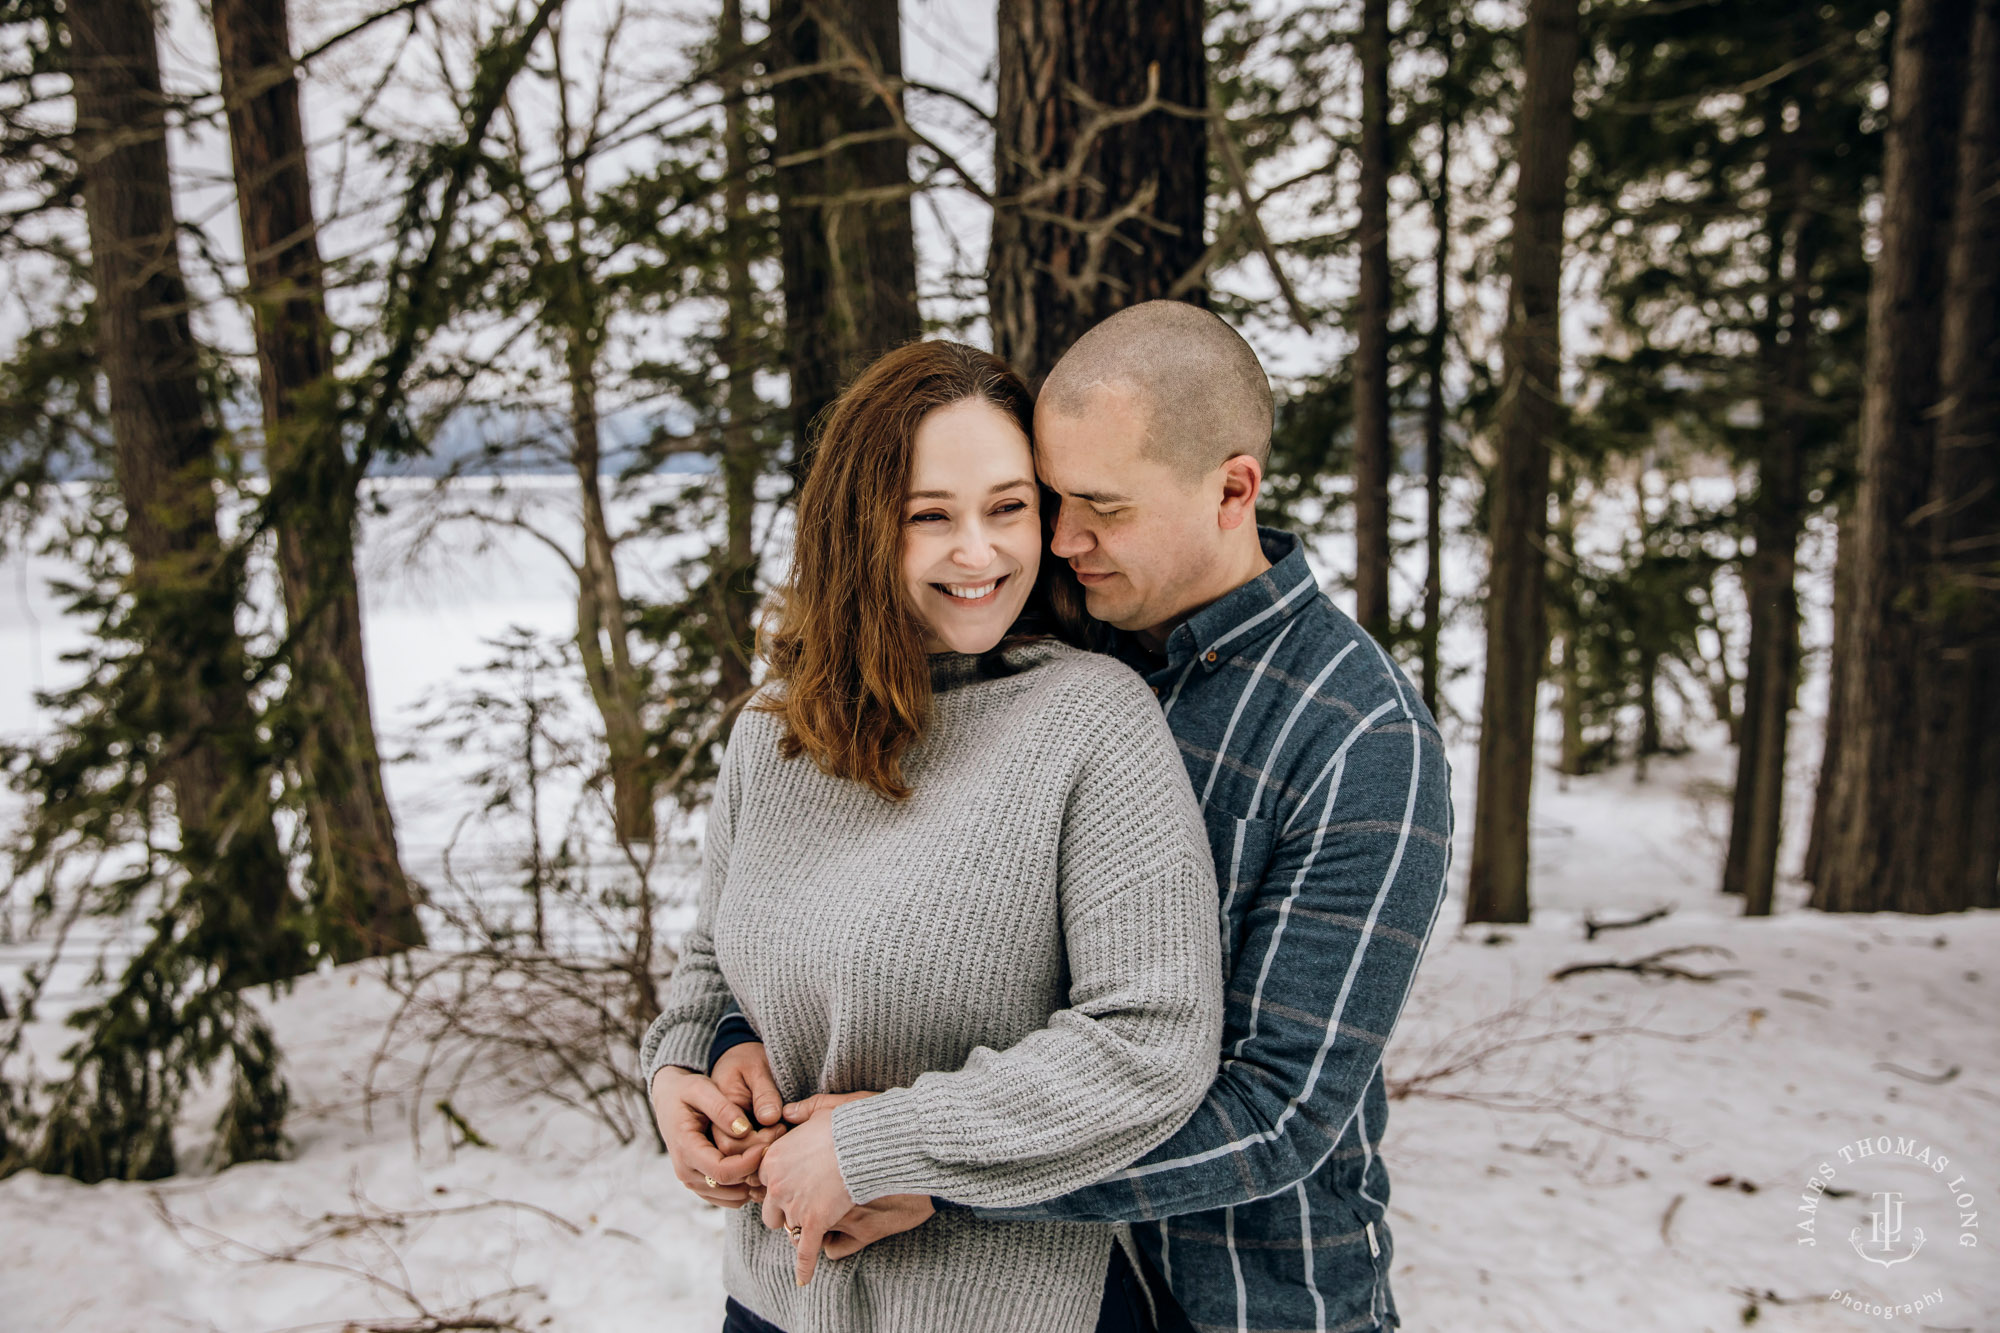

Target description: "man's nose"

left=1050, top=504, right=1092, bottom=558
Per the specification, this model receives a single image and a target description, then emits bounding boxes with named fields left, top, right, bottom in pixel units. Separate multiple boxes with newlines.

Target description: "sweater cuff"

left=829, top=1089, right=932, bottom=1203
left=642, top=1020, right=723, bottom=1085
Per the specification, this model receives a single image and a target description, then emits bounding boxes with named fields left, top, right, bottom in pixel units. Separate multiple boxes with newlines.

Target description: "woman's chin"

left=929, top=626, right=1008, bottom=655
left=924, top=598, right=1034, bottom=656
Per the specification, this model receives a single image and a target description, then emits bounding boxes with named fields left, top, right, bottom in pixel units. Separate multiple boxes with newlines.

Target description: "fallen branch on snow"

left=1581, top=904, right=1674, bottom=941
left=1550, top=945, right=1747, bottom=984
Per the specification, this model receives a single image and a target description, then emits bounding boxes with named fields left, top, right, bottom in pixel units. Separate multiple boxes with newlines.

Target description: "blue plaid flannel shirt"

left=974, top=527, right=1453, bottom=1333
left=704, top=528, right=1453, bottom=1332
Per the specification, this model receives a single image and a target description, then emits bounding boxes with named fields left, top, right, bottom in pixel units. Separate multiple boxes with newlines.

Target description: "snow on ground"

left=2, top=478, right=1995, bottom=1332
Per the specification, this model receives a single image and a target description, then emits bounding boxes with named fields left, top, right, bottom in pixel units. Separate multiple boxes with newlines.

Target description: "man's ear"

left=1217, top=454, right=1263, bottom=530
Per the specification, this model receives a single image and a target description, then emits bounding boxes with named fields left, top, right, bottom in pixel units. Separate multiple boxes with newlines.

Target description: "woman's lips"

left=932, top=573, right=1010, bottom=605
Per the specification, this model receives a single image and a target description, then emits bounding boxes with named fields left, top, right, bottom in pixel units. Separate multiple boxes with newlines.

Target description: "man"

left=648, top=301, right=1453, bottom=1332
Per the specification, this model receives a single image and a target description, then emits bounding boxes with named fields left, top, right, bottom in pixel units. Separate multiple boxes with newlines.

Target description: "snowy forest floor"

left=2, top=482, right=1996, bottom=1332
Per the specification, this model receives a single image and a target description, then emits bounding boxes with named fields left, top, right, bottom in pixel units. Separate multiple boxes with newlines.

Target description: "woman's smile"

left=933, top=574, right=1010, bottom=603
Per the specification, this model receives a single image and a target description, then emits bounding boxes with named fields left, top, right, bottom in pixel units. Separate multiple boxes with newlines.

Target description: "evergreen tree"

left=1577, top=0, right=1883, bottom=915
left=0, top=0, right=307, bottom=1182
left=1813, top=0, right=1997, bottom=913
left=1352, top=0, right=1393, bottom=640
left=1465, top=0, right=1580, bottom=925
left=212, top=0, right=423, bottom=953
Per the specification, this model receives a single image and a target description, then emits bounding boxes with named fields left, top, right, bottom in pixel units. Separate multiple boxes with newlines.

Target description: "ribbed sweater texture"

left=640, top=639, right=1224, bottom=1333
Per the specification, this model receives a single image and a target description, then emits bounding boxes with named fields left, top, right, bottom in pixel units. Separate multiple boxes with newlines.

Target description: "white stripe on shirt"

left=1201, top=621, right=1297, bottom=806
left=1115, top=691, right=1423, bottom=1179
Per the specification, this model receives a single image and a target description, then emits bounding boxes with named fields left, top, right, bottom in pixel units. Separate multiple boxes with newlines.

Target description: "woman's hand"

left=758, top=1092, right=879, bottom=1285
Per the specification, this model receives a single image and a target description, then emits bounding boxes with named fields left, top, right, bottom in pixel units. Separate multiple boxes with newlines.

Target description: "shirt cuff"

left=706, top=1012, right=762, bottom=1073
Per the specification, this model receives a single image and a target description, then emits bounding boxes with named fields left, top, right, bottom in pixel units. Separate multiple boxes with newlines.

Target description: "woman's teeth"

left=939, top=577, right=1003, bottom=600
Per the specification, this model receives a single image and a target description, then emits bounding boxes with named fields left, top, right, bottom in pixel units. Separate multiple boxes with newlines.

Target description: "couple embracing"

left=642, top=301, right=1453, bottom=1333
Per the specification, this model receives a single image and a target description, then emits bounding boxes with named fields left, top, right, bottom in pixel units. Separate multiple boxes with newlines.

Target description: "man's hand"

left=823, top=1194, right=936, bottom=1260
left=758, top=1092, right=879, bottom=1285
left=649, top=1065, right=776, bottom=1207
left=781, top=1088, right=877, bottom=1123
left=712, top=1041, right=785, bottom=1132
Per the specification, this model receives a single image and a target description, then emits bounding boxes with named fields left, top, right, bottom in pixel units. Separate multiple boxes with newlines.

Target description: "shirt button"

left=1150, top=685, right=1160, bottom=696
left=1205, top=650, right=1218, bottom=663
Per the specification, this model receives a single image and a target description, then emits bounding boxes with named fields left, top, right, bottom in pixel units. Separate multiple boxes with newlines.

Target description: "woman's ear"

left=1217, top=454, right=1264, bottom=530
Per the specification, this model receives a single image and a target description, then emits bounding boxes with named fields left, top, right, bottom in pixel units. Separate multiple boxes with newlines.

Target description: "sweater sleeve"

left=638, top=723, right=744, bottom=1084
left=828, top=676, right=1226, bottom=1207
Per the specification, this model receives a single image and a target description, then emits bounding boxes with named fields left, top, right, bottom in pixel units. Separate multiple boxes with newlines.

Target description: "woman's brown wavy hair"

left=757, top=340, right=1089, bottom=800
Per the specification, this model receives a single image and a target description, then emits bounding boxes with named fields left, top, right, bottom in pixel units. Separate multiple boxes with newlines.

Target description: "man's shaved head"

left=1037, top=300, right=1274, bottom=478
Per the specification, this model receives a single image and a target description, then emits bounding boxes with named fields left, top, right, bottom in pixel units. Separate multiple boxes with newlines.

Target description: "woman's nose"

left=952, top=525, right=994, bottom=568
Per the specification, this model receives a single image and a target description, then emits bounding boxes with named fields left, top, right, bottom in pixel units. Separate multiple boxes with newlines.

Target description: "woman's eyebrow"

left=907, top=478, right=1036, bottom=501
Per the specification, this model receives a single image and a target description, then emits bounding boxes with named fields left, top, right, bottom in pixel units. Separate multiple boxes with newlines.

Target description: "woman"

left=640, top=341, right=1222, bottom=1333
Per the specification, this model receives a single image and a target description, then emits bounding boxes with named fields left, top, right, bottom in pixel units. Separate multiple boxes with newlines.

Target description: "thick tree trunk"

left=1421, top=120, right=1450, bottom=719
left=1921, top=0, right=1999, bottom=908
left=1811, top=0, right=1976, bottom=914
left=69, top=0, right=302, bottom=984
left=768, top=0, right=920, bottom=457
left=1353, top=0, right=1394, bottom=638
left=989, top=0, right=1209, bottom=386
left=211, top=0, right=422, bottom=957
left=1723, top=64, right=1818, bottom=916
left=1464, top=0, right=1578, bottom=925
left=717, top=0, right=762, bottom=709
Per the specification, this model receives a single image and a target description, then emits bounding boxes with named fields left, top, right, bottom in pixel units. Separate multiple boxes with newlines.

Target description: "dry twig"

left=1549, top=945, right=1747, bottom=983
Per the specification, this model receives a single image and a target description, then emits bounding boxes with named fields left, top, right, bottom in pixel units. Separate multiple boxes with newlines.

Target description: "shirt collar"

left=1128, top=527, right=1321, bottom=675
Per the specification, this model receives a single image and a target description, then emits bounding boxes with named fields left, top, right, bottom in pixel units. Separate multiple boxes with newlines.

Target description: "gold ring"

left=787, top=1224, right=803, bottom=1238
left=703, top=1175, right=718, bottom=1188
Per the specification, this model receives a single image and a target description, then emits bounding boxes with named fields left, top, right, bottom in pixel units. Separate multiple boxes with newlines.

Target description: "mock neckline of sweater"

left=927, top=638, right=1060, bottom=693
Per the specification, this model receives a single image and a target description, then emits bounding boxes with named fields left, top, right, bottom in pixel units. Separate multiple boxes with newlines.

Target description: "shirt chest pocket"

left=1201, top=806, right=1278, bottom=963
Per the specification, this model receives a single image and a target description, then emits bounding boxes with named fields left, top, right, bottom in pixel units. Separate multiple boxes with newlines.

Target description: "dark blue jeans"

left=721, top=1243, right=1154, bottom=1332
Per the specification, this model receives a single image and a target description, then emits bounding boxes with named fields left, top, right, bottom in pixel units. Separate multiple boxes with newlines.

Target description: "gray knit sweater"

left=640, top=639, right=1223, bottom=1333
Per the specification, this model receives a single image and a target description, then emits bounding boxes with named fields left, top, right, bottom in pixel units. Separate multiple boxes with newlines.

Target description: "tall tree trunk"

left=211, top=0, right=422, bottom=957
left=569, top=352, right=655, bottom=846
left=1421, top=118, right=1450, bottom=719
left=717, top=0, right=763, bottom=708
left=1921, top=0, right=2000, bottom=908
left=68, top=0, right=303, bottom=985
left=1723, top=64, right=1819, bottom=915
left=1811, top=0, right=1975, bottom=914
left=1801, top=506, right=1850, bottom=889
left=989, top=0, right=1209, bottom=386
left=1633, top=469, right=1663, bottom=775
left=1551, top=463, right=1586, bottom=779
left=1353, top=0, right=1394, bottom=639
left=768, top=0, right=920, bottom=459
left=545, top=93, right=656, bottom=847
left=1464, top=0, right=1578, bottom=925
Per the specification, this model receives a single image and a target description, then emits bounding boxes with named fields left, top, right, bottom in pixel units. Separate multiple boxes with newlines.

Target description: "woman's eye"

left=993, top=500, right=1028, bottom=516
left=908, top=511, right=946, bottom=525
